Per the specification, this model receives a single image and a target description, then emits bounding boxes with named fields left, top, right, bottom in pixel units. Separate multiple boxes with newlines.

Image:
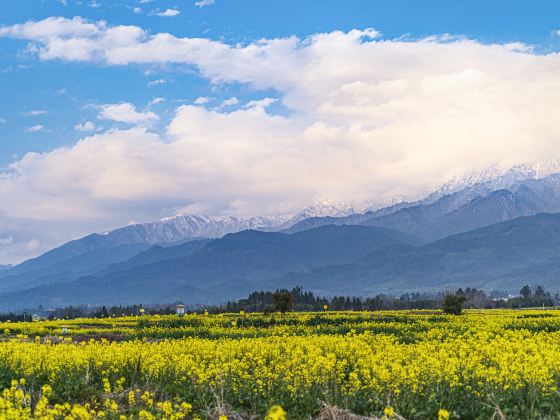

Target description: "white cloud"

left=133, top=7, right=143, bottom=14
left=74, top=121, right=97, bottom=131
left=4, top=19, right=560, bottom=260
left=149, top=97, right=165, bottom=106
left=219, top=97, right=239, bottom=107
left=23, top=110, right=48, bottom=116
left=0, top=236, right=14, bottom=246
left=147, top=78, right=166, bottom=87
left=195, top=0, right=215, bottom=7
left=25, top=238, right=41, bottom=252
left=244, top=98, right=277, bottom=109
left=153, top=8, right=180, bottom=17
left=25, top=124, right=45, bottom=133
left=0, top=17, right=101, bottom=43
left=194, top=96, right=210, bottom=104
left=0, top=117, right=5, bottom=124
left=98, top=103, right=159, bottom=125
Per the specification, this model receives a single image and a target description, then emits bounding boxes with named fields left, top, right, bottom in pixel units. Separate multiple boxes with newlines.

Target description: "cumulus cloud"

left=195, top=0, right=215, bottom=6
left=25, top=124, right=46, bottom=133
left=98, top=103, right=159, bottom=125
left=219, top=97, right=239, bottom=108
left=0, top=17, right=101, bottom=43
left=193, top=96, right=210, bottom=104
left=74, top=121, right=97, bottom=131
left=244, top=98, right=277, bottom=110
left=152, top=8, right=180, bottom=17
left=2, top=18, right=560, bottom=260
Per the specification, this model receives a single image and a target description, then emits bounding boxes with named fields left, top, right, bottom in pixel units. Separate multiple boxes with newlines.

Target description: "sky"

left=1, top=0, right=560, bottom=264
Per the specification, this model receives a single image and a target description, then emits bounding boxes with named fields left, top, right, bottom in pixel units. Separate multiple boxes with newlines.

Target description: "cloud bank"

left=2, top=17, right=560, bottom=261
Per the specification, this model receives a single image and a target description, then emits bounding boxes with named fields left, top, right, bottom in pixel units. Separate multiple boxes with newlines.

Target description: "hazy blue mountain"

left=421, top=162, right=560, bottom=204
left=95, top=239, right=213, bottom=276
left=286, top=173, right=560, bottom=241
left=8, top=167, right=560, bottom=295
left=270, top=212, right=560, bottom=295
left=283, top=177, right=498, bottom=235
left=0, top=243, right=151, bottom=293
left=0, top=225, right=419, bottom=309
left=103, top=214, right=285, bottom=243
left=363, top=175, right=560, bottom=239
left=5, top=167, right=560, bottom=309
left=1, top=215, right=285, bottom=277
left=285, top=163, right=559, bottom=233
left=283, top=201, right=415, bottom=234
left=6, top=213, right=560, bottom=309
left=1, top=234, right=146, bottom=277
left=0, top=214, right=286, bottom=292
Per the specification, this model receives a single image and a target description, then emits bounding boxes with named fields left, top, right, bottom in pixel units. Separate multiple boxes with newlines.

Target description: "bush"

left=442, top=294, right=466, bottom=315
left=272, top=292, right=293, bottom=315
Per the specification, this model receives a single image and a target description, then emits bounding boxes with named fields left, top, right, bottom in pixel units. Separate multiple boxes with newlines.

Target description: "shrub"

left=442, top=294, right=466, bottom=315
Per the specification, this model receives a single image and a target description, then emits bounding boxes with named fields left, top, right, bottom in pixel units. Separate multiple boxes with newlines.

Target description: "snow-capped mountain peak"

left=96, top=160, right=560, bottom=246
left=425, top=160, right=560, bottom=203
left=98, top=214, right=285, bottom=245
left=534, top=159, right=560, bottom=179
left=293, top=200, right=356, bottom=221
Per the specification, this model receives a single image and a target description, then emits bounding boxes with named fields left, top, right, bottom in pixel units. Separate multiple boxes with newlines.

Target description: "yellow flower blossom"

left=438, top=408, right=450, bottom=420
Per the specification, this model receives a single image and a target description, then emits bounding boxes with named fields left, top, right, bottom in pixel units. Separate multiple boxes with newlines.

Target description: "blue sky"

left=1, top=0, right=560, bottom=263
left=1, top=0, right=560, bottom=165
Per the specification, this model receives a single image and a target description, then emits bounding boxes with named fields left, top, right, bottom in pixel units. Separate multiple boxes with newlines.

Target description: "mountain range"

left=271, top=213, right=560, bottom=296
left=2, top=163, right=560, bottom=309
left=0, top=225, right=419, bottom=308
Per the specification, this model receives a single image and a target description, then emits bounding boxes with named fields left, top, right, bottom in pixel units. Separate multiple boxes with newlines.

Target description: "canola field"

left=0, top=310, right=560, bottom=419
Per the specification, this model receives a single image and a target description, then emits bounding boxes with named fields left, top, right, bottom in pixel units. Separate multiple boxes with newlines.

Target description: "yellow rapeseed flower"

left=438, top=409, right=450, bottom=420
left=266, top=405, right=286, bottom=420
left=384, top=406, right=395, bottom=418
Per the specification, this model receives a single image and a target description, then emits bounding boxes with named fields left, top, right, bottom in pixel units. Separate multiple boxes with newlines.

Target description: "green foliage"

left=272, top=291, right=294, bottom=314
left=442, top=294, right=466, bottom=315
left=520, top=285, right=532, bottom=299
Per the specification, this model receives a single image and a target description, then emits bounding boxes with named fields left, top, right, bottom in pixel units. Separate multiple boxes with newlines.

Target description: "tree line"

left=219, top=284, right=557, bottom=314
left=5, top=284, right=559, bottom=321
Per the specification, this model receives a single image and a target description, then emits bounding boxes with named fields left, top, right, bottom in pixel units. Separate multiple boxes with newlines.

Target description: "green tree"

left=272, top=291, right=293, bottom=315
left=442, top=294, right=466, bottom=315
left=534, top=285, right=546, bottom=297
left=520, top=285, right=532, bottom=299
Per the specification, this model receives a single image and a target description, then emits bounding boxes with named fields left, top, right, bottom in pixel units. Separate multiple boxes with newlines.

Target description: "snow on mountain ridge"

left=424, top=160, right=560, bottom=204
left=97, top=214, right=285, bottom=245
left=534, top=160, right=560, bottom=178
left=361, top=195, right=409, bottom=212
left=97, top=160, right=560, bottom=244
left=293, top=200, right=356, bottom=220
